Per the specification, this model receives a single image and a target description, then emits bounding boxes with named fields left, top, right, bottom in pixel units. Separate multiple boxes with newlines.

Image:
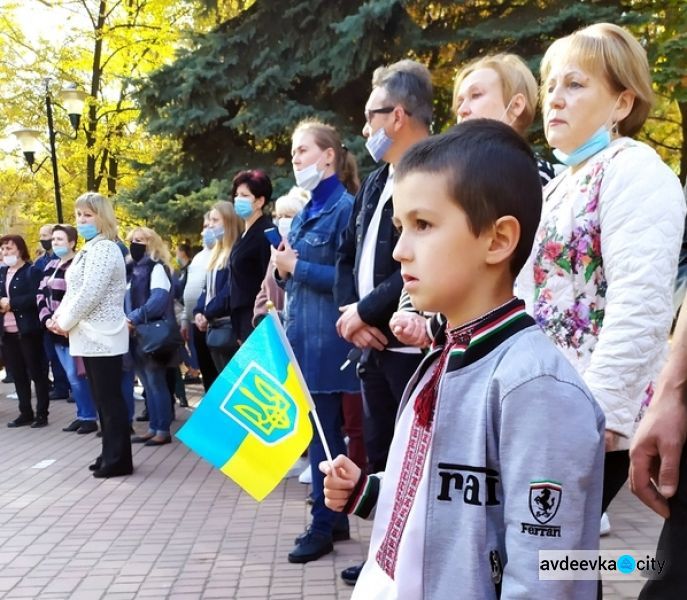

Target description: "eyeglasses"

left=364, top=105, right=413, bottom=124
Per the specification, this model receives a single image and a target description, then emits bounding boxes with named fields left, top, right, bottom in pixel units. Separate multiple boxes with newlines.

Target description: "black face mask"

left=129, top=241, right=147, bottom=263
left=40, top=239, right=52, bottom=252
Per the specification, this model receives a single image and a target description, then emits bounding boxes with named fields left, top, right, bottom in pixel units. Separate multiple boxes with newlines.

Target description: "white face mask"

left=277, top=217, right=293, bottom=238
left=294, top=160, right=325, bottom=192
left=3, top=255, right=18, bottom=267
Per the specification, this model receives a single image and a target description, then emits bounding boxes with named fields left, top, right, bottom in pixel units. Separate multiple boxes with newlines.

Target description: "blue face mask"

left=202, top=228, right=216, bottom=248
left=553, top=124, right=612, bottom=167
left=52, top=245, right=70, bottom=258
left=365, top=126, right=393, bottom=163
left=234, top=197, right=254, bottom=220
left=77, top=223, right=99, bottom=241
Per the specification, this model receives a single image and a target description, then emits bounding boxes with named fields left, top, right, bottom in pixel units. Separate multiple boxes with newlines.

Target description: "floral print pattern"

left=532, top=159, right=610, bottom=364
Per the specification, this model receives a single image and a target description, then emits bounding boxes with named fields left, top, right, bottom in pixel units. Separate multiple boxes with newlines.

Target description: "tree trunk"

left=86, top=1, right=107, bottom=192
left=679, top=100, right=687, bottom=186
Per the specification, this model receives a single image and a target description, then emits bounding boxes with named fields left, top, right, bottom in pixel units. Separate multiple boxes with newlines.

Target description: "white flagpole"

left=266, top=303, right=334, bottom=466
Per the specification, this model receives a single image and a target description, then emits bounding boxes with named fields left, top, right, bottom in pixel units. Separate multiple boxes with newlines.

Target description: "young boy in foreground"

left=322, top=120, right=605, bottom=599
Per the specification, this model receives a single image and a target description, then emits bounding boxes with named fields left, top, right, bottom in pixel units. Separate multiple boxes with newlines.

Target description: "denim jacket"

left=280, top=179, right=359, bottom=393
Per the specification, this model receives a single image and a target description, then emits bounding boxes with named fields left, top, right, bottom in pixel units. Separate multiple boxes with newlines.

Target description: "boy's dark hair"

left=395, top=119, right=542, bottom=277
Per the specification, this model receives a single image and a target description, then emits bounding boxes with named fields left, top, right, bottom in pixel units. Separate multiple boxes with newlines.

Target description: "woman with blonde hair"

left=51, top=192, right=132, bottom=478
left=274, top=119, right=359, bottom=564
left=126, top=226, right=180, bottom=446
left=453, top=52, right=556, bottom=185
left=194, top=201, right=243, bottom=371
left=518, top=23, right=685, bottom=524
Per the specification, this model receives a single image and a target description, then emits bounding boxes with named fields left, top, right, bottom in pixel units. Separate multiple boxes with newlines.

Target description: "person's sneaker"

left=30, top=416, right=48, bottom=428
left=76, top=421, right=98, bottom=434
left=287, top=531, right=333, bottom=564
left=341, top=562, right=365, bottom=585
left=295, top=523, right=350, bottom=545
left=62, top=419, right=82, bottom=432
left=298, top=465, right=312, bottom=484
left=600, top=512, right=611, bottom=536
left=6, top=392, right=18, bottom=400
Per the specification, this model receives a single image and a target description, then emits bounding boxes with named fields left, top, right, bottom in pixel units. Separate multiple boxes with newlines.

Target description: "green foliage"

left=38, top=0, right=686, bottom=235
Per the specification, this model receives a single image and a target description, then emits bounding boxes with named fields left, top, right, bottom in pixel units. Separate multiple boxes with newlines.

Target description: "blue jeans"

left=134, top=349, right=172, bottom=436
left=44, top=333, right=70, bottom=396
left=53, top=344, right=96, bottom=421
left=309, top=392, right=348, bottom=536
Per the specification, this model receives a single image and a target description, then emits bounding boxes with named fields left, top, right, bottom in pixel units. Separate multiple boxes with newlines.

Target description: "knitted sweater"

left=55, top=236, right=129, bottom=357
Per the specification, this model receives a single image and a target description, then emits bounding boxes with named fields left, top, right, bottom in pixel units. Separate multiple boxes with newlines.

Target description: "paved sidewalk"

left=0, top=381, right=664, bottom=599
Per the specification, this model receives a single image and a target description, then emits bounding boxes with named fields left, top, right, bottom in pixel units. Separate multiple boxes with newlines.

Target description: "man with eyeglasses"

left=334, top=58, right=432, bottom=585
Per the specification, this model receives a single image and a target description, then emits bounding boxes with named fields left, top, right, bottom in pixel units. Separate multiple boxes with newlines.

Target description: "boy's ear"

left=485, top=216, right=520, bottom=267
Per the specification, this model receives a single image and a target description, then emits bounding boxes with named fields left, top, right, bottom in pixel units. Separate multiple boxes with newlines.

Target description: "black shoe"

left=144, top=436, right=171, bottom=447
left=135, top=409, right=149, bottom=422
left=66, top=396, right=75, bottom=403
left=178, top=398, right=189, bottom=408
left=131, top=434, right=155, bottom=444
left=88, top=456, right=103, bottom=471
left=92, top=464, right=133, bottom=478
left=96, top=431, right=103, bottom=438
left=287, top=531, right=333, bottom=564
left=2, top=375, right=14, bottom=384
left=341, top=562, right=365, bottom=585
left=305, top=493, right=315, bottom=506
left=7, top=415, right=34, bottom=428
left=62, top=419, right=82, bottom=432
left=76, top=421, right=98, bottom=434
left=295, top=523, right=350, bottom=545
left=31, top=416, right=48, bottom=428
left=49, top=390, right=70, bottom=401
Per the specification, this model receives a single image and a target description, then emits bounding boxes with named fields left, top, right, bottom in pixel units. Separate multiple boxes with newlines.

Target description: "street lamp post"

left=12, top=79, right=87, bottom=224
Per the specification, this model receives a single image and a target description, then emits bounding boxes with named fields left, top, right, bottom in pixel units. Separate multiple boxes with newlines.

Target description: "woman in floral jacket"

left=518, top=23, right=685, bottom=518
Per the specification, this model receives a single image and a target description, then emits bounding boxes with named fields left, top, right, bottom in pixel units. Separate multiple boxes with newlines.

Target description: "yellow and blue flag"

left=176, top=311, right=313, bottom=501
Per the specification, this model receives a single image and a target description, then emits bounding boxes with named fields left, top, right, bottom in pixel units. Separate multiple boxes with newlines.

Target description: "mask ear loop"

left=609, top=94, right=624, bottom=137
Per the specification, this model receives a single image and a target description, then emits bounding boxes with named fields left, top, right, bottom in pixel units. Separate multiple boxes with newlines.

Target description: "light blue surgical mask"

left=365, top=126, right=393, bottom=163
left=553, top=125, right=611, bottom=167
left=551, top=96, right=621, bottom=167
left=77, top=223, right=99, bottom=241
left=234, top=197, right=254, bottom=220
left=52, top=245, right=70, bottom=258
left=202, top=228, right=216, bottom=248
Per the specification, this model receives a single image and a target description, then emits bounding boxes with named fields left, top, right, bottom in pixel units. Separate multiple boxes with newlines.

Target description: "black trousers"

left=602, top=449, right=630, bottom=513
left=2, top=331, right=50, bottom=419
left=639, top=443, right=687, bottom=599
left=358, top=349, right=423, bottom=473
left=192, top=325, right=217, bottom=392
left=83, top=355, right=132, bottom=471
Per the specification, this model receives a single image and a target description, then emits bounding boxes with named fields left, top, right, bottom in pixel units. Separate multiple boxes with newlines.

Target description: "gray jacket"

left=349, top=302, right=605, bottom=599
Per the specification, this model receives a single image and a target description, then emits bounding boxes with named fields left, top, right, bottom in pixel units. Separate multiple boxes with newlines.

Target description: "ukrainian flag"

left=176, top=311, right=313, bottom=501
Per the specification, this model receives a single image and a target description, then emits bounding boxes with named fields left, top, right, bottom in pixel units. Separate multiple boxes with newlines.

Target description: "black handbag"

left=206, top=317, right=238, bottom=351
left=136, top=315, right=183, bottom=360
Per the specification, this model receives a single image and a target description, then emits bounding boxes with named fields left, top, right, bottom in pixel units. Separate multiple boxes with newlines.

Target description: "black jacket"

left=334, top=164, right=403, bottom=346
left=229, top=213, right=273, bottom=312
left=0, top=262, right=43, bottom=335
